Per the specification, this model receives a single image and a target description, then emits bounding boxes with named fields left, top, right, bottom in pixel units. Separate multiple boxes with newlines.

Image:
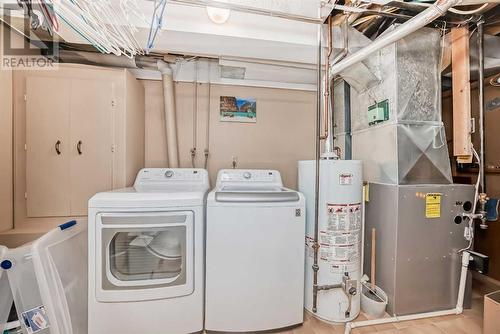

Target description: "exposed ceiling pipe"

left=58, top=50, right=160, bottom=69
left=325, top=3, right=467, bottom=26
left=406, top=1, right=492, bottom=15
left=329, top=0, right=462, bottom=79
left=320, top=16, right=333, bottom=151
left=158, top=60, right=180, bottom=168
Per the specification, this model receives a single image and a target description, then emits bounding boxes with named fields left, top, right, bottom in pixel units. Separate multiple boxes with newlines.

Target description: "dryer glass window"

left=101, top=218, right=191, bottom=289
left=109, top=227, right=186, bottom=282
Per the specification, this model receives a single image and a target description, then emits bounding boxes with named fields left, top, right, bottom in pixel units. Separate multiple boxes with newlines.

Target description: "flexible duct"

left=158, top=60, right=180, bottom=168
left=58, top=50, right=158, bottom=69
left=330, top=0, right=462, bottom=78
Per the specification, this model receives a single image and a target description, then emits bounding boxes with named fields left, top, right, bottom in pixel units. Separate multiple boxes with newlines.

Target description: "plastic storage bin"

left=0, top=245, right=14, bottom=333
left=0, top=221, right=87, bottom=334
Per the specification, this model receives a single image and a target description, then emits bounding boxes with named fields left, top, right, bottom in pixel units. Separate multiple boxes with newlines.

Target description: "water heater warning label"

left=304, top=203, right=362, bottom=266
left=327, top=203, right=361, bottom=232
left=312, top=202, right=363, bottom=264
left=331, top=261, right=358, bottom=274
left=319, top=243, right=359, bottom=262
left=339, top=173, right=353, bottom=185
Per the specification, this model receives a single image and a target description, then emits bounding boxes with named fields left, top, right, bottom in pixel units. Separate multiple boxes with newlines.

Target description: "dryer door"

left=95, top=211, right=194, bottom=302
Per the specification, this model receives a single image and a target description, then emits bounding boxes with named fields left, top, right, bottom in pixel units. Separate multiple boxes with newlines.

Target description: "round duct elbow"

left=157, top=60, right=173, bottom=76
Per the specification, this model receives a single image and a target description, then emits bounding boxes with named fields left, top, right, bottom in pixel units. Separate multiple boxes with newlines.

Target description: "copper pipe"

left=312, top=22, right=322, bottom=314
left=320, top=16, right=333, bottom=141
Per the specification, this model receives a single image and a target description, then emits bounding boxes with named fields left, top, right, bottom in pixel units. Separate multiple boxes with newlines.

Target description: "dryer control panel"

left=134, top=168, right=209, bottom=191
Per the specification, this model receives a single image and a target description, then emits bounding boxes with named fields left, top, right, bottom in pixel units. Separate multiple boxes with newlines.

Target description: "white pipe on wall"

left=158, top=60, right=180, bottom=168
left=330, top=0, right=462, bottom=78
left=344, top=251, right=471, bottom=334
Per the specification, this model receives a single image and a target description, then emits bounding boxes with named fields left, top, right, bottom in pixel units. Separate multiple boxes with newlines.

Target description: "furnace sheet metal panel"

left=363, top=183, right=474, bottom=316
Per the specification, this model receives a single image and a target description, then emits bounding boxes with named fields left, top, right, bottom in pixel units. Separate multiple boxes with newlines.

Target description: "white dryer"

left=205, top=169, right=305, bottom=332
left=88, top=168, right=209, bottom=334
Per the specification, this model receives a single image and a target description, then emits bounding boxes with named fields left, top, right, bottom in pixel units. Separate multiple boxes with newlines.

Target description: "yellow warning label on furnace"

left=425, top=193, right=442, bottom=218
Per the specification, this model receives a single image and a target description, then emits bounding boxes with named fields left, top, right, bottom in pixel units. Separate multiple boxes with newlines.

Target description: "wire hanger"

left=146, top=0, right=167, bottom=53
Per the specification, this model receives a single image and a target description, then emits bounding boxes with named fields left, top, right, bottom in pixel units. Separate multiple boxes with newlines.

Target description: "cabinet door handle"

left=77, top=140, right=82, bottom=155
left=55, top=140, right=61, bottom=155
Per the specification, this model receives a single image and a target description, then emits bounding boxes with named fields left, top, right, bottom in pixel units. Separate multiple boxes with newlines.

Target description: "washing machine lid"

left=89, top=188, right=206, bottom=208
left=212, top=169, right=299, bottom=203
left=215, top=186, right=300, bottom=203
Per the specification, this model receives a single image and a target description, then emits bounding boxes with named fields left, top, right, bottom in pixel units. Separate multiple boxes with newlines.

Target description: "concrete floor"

left=276, top=279, right=498, bottom=334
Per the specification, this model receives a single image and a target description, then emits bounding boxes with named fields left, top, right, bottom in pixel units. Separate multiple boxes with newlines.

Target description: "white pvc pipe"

left=344, top=251, right=471, bottom=334
left=360, top=187, right=366, bottom=287
left=456, top=251, right=471, bottom=313
left=345, top=309, right=457, bottom=333
left=330, top=0, right=462, bottom=78
left=158, top=60, right=180, bottom=168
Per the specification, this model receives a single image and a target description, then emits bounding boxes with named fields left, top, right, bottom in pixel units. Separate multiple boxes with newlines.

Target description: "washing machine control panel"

left=216, top=169, right=283, bottom=186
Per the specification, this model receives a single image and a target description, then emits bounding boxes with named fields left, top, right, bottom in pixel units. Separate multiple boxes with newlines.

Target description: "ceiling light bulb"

left=206, top=6, right=230, bottom=24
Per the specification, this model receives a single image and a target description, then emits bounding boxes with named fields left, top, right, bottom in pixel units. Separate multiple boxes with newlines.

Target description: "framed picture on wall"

left=220, top=96, right=257, bottom=123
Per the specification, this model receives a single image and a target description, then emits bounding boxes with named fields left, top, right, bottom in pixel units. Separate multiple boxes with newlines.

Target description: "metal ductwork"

left=349, top=26, right=453, bottom=185
left=330, top=0, right=462, bottom=79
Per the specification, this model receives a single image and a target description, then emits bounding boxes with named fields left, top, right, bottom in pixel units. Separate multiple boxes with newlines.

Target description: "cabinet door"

left=69, top=79, right=113, bottom=216
left=26, top=76, right=71, bottom=217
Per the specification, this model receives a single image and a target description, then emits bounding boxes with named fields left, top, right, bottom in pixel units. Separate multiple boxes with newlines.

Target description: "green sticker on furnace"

left=368, top=99, right=389, bottom=126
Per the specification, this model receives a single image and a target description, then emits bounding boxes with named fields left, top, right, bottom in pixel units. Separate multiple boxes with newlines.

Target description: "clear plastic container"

left=0, top=245, right=14, bottom=333
left=0, top=221, right=87, bottom=334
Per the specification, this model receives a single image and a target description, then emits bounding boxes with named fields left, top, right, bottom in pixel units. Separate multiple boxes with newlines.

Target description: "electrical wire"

left=407, top=1, right=490, bottom=15
left=204, top=69, right=211, bottom=170
left=191, top=60, right=198, bottom=168
left=472, top=147, right=481, bottom=217
left=448, top=3, right=489, bottom=15
left=146, top=0, right=167, bottom=52
left=490, top=74, right=500, bottom=87
left=458, top=146, right=481, bottom=253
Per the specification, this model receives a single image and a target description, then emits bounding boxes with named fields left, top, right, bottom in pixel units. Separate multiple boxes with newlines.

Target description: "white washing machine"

left=88, top=168, right=209, bottom=334
left=205, top=169, right=305, bottom=332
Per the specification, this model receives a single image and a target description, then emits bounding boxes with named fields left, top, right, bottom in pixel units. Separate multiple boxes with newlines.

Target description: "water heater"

left=299, top=159, right=363, bottom=322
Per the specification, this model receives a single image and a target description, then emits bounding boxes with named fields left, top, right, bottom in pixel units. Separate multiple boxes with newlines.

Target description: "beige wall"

left=0, top=68, right=13, bottom=232
left=144, top=81, right=316, bottom=189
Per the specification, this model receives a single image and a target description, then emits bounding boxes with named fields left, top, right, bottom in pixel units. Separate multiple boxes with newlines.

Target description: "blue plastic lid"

left=1, top=260, right=12, bottom=270
left=59, top=220, right=77, bottom=231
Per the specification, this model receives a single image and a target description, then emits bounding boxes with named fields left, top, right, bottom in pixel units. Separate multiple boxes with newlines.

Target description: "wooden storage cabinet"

left=26, top=76, right=72, bottom=217
left=14, top=64, right=144, bottom=228
left=26, top=77, right=114, bottom=217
